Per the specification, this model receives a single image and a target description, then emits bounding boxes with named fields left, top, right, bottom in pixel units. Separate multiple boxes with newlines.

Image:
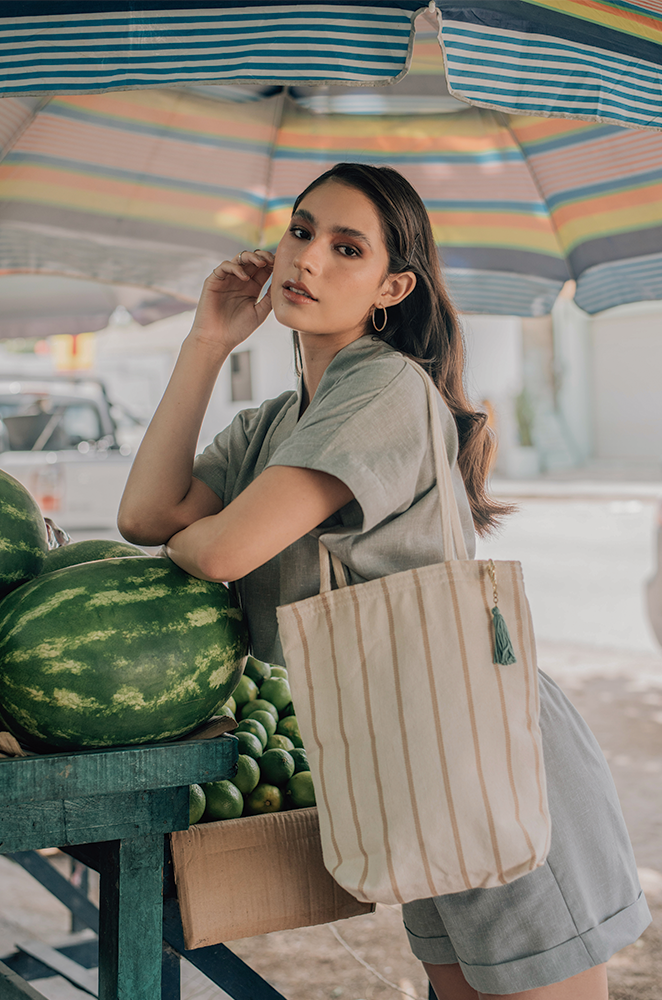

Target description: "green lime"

left=259, top=677, right=292, bottom=711
left=269, top=665, right=288, bottom=679
left=266, top=734, right=295, bottom=752
left=232, top=675, right=259, bottom=707
left=234, top=731, right=263, bottom=760
left=259, top=748, right=295, bottom=786
left=279, top=701, right=296, bottom=719
left=202, top=780, right=244, bottom=820
left=240, top=698, right=279, bottom=722
left=233, top=754, right=260, bottom=795
left=189, top=783, right=206, bottom=824
left=290, top=748, right=310, bottom=774
left=245, top=782, right=283, bottom=815
left=246, top=709, right=277, bottom=739
left=286, top=771, right=316, bottom=808
left=217, top=705, right=236, bottom=721
left=224, top=695, right=237, bottom=715
left=235, top=718, right=268, bottom=749
left=276, top=716, right=303, bottom=748
left=243, top=655, right=271, bottom=687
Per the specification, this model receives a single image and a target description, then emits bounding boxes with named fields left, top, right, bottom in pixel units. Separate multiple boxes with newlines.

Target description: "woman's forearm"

left=117, top=334, right=230, bottom=543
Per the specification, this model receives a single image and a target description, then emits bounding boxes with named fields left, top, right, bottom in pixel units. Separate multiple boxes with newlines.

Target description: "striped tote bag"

left=276, top=363, right=551, bottom=905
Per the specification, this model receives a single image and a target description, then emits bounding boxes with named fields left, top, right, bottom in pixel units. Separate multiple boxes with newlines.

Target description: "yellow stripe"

left=412, top=569, right=472, bottom=890
left=319, top=592, right=371, bottom=890
left=446, top=561, right=507, bottom=885
left=290, top=606, right=344, bottom=873
left=349, top=587, right=404, bottom=904
left=380, top=578, right=437, bottom=897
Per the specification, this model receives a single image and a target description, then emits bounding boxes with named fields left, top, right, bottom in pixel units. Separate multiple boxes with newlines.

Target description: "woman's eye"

left=337, top=245, right=359, bottom=257
left=290, top=226, right=310, bottom=240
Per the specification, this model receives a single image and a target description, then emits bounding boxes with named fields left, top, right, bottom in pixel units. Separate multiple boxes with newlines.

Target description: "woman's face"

left=271, top=179, right=394, bottom=344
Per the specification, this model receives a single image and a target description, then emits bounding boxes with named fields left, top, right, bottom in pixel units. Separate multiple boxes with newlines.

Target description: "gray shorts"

left=402, top=672, right=651, bottom=995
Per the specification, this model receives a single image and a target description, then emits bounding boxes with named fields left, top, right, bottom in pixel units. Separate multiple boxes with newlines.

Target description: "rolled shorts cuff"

left=405, top=891, right=651, bottom=995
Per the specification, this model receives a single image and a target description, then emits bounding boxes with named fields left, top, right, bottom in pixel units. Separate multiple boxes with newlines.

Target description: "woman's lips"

left=282, top=282, right=316, bottom=304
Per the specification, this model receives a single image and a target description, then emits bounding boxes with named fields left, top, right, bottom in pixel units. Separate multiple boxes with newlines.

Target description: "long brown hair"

left=292, top=163, right=512, bottom=535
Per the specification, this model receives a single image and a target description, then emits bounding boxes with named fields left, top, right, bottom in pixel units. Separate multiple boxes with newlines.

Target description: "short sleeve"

left=266, top=356, right=453, bottom=533
left=192, top=409, right=253, bottom=504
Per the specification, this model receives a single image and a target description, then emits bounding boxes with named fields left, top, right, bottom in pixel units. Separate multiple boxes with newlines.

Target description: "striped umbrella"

left=0, top=3, right=661, bottom=328
left=0, top=1, right=660, bottom=131
left=1, top=82, right=661, bottom=320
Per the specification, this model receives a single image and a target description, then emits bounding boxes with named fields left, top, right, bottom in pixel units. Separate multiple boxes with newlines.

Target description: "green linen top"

left=192, top=335, right=476, bottom=664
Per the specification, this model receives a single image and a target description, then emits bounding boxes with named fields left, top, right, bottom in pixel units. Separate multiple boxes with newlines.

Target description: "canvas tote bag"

left=276, top=361, right=551, bottom=905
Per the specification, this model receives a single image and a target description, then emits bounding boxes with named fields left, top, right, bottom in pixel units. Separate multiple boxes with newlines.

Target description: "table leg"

left=98, top=833, right=164, bottom=1000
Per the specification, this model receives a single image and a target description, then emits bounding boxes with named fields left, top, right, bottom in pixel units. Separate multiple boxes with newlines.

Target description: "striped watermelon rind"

left=0, top=470, right=48, bottom=599
left=41, top=539, right=147, bottom=574
left=0, top=556, right=248, bottom=751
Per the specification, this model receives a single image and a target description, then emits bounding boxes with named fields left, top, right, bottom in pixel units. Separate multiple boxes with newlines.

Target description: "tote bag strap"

left=317, top=356, right=469, bottom=590
left=406, top=358, right=468, bottom=561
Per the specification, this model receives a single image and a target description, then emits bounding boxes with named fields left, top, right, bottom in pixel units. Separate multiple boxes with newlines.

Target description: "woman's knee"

left=424, top=961, right=480, bottom=1000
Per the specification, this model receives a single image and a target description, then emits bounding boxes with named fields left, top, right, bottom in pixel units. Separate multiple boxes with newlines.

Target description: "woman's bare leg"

left=423, top=962, right=479, bottom=1000
left=423, top=961, right=608, bottom=1000
left=479, top=963, right=608, bottom=1000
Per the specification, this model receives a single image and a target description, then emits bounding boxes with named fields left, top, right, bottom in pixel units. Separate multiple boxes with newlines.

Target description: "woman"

left=118, top=164, right=649, bottom=999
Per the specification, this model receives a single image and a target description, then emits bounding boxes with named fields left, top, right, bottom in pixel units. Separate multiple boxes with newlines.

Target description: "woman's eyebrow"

left=291, top=208, right=373, bottom=249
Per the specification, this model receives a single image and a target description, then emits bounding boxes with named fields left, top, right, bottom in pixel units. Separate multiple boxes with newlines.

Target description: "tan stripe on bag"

left=509, top=563, right=549, bottom=845
left=480, top=567, right=537, bottom=868
left=412, top=569, right=472, bottom=891
left=320, top=592, right=370, bottom=889
left=349, top=586, right=404, bottom=904
left=291, top=605, right=343, bottom=871
left=380, top=577, right=437, bottom=897
left=447, top=561, right=507, bottom=885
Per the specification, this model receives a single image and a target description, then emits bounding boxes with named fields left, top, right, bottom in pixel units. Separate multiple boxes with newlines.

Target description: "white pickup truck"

left=0, top=374, right=144, bottom=530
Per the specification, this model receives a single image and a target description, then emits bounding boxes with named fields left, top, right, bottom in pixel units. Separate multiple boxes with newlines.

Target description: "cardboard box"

left=170, top=806, right=374, bottom=948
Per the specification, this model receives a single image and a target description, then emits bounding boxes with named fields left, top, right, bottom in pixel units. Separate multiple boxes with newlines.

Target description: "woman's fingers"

left=211, top=250, right=275, bottom=283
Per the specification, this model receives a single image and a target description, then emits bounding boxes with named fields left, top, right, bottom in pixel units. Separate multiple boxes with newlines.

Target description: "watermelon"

left=42, top=539, right=147, bottom=574
left=0, top=469, right=48, bottom=600
left=0, top=556, right=248, bottom=751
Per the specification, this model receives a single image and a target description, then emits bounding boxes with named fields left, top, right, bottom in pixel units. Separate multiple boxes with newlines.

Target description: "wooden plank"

left=0, top=737, right=237, bottom=804
left=15, top=940, right=98, bottom=997
left=98, top=834, right=164, bottom=1000
left=0, top=786, right=188, bottom=852
left=0, top=960, right=48, bottom=1000
left=8, top=852, right=100, bottom=932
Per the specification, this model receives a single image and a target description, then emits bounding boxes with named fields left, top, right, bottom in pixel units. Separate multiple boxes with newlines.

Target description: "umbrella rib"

left=499, top=112, right=573, bottom=282
left=259, top=88, right=286, bottom=249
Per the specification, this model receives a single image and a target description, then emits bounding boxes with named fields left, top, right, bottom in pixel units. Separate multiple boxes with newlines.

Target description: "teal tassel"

left=491, top=606, right=517, bottom=665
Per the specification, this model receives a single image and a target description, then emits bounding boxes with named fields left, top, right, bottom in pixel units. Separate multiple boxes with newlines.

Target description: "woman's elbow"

left=117, top=508, right=167, bottom=547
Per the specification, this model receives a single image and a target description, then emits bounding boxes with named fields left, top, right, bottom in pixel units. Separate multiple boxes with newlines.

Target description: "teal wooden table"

left=0, top=738, right=236, bottom=1000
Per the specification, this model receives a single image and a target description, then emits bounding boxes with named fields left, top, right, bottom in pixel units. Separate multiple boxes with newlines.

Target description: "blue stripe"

left=444, top=270, right=563, bottom=316
left=453, top=89, right=662, bottom=126
left=575, top=257, right=662, bottom=313
left=443, top=25, right=662, bottom=75
left=271, top=149, right=527, bottom=166
left=447, top=69, right=662, bottom=112
left=0, top=1, right=421, bottom=14
left=444, top=48, right=662, bottom=96
left=516, top=126, right=625, bottom=156
left=0, top=10, right=413, bottom=31
left=445, top=82, right=662, bottom=123
left=4, top=151, right=268, bottom=205
left=0, top=50, right=406, bottom=72
left=0, top=37, right=409, bottom=56
left=545, top=170, right=662, bottom=212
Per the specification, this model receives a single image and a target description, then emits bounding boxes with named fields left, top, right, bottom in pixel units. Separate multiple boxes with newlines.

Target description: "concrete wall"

left=590, top=301, right=662, bottom=461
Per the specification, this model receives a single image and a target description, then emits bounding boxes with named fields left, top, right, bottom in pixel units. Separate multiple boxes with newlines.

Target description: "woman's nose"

left=293, top=239, right=321, bottom=273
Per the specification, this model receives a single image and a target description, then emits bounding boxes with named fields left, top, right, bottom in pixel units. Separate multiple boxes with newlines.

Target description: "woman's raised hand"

left=190, top=249, right=275, bottom=353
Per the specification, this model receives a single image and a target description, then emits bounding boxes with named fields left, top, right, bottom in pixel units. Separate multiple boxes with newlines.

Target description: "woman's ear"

left=381, top=270, right=417, bottom=309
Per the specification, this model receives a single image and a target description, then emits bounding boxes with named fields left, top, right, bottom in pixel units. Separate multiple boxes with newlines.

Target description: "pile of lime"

left=188, top=655, right=316, bottom=824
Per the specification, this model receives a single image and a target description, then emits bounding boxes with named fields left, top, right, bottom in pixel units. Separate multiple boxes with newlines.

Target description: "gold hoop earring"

left=372, top=305, right=387, bottom=332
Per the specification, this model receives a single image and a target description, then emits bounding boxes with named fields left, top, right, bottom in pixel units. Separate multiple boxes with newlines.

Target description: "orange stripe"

left=290, top=605, right=344, bottom=873
left=320, top=592, right=370, bottom=888
left=508, top=563, right=550, bottom=855
left=412, top=569, right=472, bottom=890
left=480, top=567, right=538, bottom=869
left=446, top=561, right=507, bottom=885
left=349, top=587, right=403, bottom=904
left=380, top=578, right=437, bottom=897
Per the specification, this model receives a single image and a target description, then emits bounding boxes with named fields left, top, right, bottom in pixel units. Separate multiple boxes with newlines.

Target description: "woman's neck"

left=298, top=330, right=365, bottom=414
